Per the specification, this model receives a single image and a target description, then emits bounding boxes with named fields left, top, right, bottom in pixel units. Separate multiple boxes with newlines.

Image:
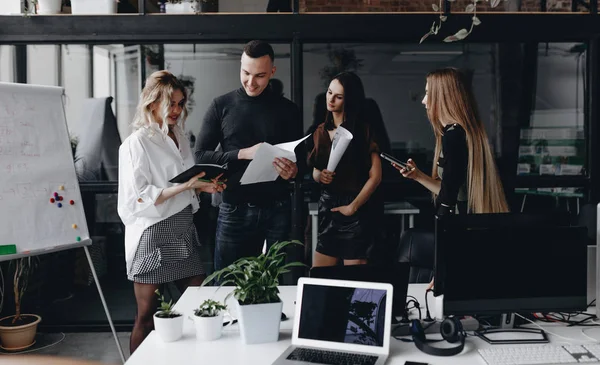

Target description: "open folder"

left=169, top=163, right=228, bottom=184
left=240, top=135, right=311, bottom=185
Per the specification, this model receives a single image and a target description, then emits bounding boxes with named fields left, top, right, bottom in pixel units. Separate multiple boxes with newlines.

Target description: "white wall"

left=27, top=45, right=60, bottom=86
left=113, top=45, right=140, bottom=141
left=62, top=45, right=92, bottom=139
left=0, top=46, right=14, bottom=83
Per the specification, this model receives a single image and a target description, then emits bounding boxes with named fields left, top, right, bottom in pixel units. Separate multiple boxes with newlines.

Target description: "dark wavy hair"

left=324, top=71, right=371, bottom=170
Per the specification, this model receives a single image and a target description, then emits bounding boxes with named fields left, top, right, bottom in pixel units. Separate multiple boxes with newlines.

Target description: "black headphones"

left=409, top=317, right=466, bottom=356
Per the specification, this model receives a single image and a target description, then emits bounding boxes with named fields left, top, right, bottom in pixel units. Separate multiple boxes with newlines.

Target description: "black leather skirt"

left=316, top=190, right=371, bottom=260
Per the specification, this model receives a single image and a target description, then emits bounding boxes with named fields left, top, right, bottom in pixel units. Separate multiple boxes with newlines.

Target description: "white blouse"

left=117, top=124, right=200, bottom=268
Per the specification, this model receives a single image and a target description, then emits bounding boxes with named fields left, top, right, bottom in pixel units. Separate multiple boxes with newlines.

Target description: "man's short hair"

left=243, top=40, right=275, bottom=62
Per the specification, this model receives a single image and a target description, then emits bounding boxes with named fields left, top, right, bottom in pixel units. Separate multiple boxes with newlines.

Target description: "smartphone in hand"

left=380, top=152, right=412, bottom=170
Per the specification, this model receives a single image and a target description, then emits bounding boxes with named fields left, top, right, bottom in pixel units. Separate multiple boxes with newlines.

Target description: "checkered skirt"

left=127, top=205, right=205, bottom=284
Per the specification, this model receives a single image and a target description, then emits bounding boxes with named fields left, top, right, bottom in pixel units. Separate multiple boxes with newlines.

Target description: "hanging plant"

left=420, top=0, right=503, bottom=43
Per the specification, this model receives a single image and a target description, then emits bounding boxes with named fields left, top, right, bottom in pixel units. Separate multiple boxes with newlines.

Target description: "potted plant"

left=192, top=299, right=228, bottom=341
left=153, top=289, right=183, bottom=343
left=165, top=0, right=196, bottom=13
left=70, top=0, right=118, bottom=14
left=202, top=240, right=305, bottom=345
left=31, top=0, right=63, bottom=14
left=0, top=257, right=42, bottom=351
left=165, top=0, right=217, bottom=13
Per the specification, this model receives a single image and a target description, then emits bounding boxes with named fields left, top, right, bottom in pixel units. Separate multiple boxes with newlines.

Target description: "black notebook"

left=169, top=163, right=228, bottom=184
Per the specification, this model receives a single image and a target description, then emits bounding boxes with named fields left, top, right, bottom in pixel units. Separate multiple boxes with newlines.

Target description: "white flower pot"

left=235, top=299, right=283, bottom=344
left=71, top=0, right=117, bottom=14
left=192, top=312, right=227, bottom=341
left=165, top=2, right=196, bottom=13
left=2, top=0, right=34, bottom=15
left=153, top=312, right=183, bottom=342
left=37, top=0, right=62, bottom=14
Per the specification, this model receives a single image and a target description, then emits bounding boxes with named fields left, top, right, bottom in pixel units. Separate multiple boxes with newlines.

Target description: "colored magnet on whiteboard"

left=58, top=196, right=63, bottom=201
left=50, top=198, right=55, bottom=203
left=72, top=224, right=78, bottom=229
left=69, top=200, right=74, bottom=205
left=76, top=236, right=81, bottom=242
left=54, top=192, right=59, bottom=197
left=59, top=185, right=64, bottom=190
left=57, top=203, right=62, bottom=208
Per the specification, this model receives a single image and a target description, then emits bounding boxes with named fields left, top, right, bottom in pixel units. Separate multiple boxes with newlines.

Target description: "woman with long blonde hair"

left=394, top=67, right=508, bottom=215
left=117, top=70, right=225, bottom=353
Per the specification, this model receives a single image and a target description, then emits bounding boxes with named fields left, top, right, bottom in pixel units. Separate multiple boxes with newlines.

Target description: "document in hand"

left=240, top=134, right=311, bottom=185
left=326, top=125, right=353, bottom=172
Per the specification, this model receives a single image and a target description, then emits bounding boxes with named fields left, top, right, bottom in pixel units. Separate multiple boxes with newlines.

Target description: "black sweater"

left=194, top=87, right=303, bottom=205
left=436, top=123, right=468, bottom=215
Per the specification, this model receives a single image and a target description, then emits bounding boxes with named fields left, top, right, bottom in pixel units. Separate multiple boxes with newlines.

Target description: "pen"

left=197, top=178, right=225, bottom=185
left=223, top=319, right=238, bottom=326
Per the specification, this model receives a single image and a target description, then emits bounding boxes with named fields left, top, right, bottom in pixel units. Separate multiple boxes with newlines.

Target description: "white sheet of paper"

left=240, top=134, right=311, bottom=185
left=326, top=126, right=353, bottom=172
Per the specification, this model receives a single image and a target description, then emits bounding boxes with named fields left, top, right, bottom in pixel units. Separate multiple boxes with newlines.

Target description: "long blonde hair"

left=131, top=70, right=189, bottom=136
left=426, top=68, right=509, bottom=214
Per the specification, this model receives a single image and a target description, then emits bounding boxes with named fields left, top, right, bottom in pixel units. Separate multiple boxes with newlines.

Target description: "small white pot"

left=71, top=0, right=117, bottom=14
left=236, top=299, right=283, bottom=344
left=37, top=0, right=62, bottom=14
left=153, top=312, right=183, bottom=343
left=192, top=311, right=233, bottom=341
left=2, top=0, right=34, bottom=15
left=165, top=2, right=196, bottom=13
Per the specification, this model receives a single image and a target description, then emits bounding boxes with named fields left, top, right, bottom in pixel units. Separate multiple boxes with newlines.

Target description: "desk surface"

left=126, top=284, right=599, bottom=365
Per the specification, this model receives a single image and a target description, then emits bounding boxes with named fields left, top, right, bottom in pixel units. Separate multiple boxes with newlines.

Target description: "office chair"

left=396, top=228, right=435, bottom=283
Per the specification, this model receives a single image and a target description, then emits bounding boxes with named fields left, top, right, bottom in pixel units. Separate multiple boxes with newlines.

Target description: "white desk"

left=308, top=201, right=420, bottom=260
left=125, top=284, right=600, bottom=365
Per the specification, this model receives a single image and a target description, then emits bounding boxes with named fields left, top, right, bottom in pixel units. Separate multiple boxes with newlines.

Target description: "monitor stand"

left=474, top=313, right=549, bottom=344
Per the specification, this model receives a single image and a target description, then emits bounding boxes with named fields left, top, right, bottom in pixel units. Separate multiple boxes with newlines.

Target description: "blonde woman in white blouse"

left=117, top=70, right=225, bottom=353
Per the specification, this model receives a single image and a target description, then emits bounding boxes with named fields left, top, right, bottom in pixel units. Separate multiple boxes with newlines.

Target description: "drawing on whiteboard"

left=17, top=183, right=34, bottom=199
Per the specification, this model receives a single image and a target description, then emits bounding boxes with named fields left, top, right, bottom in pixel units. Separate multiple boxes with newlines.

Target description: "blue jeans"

left=214, top=199, right=291, bottom=272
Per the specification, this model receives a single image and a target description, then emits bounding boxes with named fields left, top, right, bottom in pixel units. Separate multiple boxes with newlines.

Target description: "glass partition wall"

left=0, top=7, right=597, bottom=330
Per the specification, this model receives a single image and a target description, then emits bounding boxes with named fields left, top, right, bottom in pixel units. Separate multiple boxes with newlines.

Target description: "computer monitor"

left=434, top=213, right=587, bottom=319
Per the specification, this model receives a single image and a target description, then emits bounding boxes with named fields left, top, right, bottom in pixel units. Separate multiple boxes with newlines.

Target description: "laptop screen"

left=297, top=283, right=387, bottom=347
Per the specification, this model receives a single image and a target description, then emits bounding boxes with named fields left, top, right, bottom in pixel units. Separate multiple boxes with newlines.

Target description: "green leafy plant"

left=421, top=0, right=504, bottom=43
left=202, top=240, right=305, bottom=306
left=154, top=289, right=182, bottom=318
left=194, top=299, right=227, bottom=317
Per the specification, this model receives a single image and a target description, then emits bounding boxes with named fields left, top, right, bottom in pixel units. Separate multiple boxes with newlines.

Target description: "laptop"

left=309, top=263, right=410, bottom=323
left=272, top=277, right=393, bottom=365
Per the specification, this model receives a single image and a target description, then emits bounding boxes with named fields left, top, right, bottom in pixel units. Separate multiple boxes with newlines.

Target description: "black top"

left=194, top=87, right=303, bottom=205
left=307, top=123, right=379, bottom=195
left=436, top=123, right=468, bottom=215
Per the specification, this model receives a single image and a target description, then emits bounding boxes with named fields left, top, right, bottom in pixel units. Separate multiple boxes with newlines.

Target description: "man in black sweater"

left=194, top=40, right=303, bottom=271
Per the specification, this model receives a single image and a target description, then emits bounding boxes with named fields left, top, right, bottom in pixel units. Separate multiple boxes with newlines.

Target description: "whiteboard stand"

left=84, top=245, right=127, bottom=364
left=0, top=82, right=126, bottom=363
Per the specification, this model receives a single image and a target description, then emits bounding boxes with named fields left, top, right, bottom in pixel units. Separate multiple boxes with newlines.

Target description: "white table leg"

left=409, top=214, right=414, bottom=228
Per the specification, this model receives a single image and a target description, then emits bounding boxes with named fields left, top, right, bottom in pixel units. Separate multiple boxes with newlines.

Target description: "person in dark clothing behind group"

left=194, top=40, right=303, bottom=271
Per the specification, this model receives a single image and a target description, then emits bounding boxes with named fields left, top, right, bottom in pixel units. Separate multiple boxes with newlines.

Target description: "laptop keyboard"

left=286, top=347, right=379, bottom=365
